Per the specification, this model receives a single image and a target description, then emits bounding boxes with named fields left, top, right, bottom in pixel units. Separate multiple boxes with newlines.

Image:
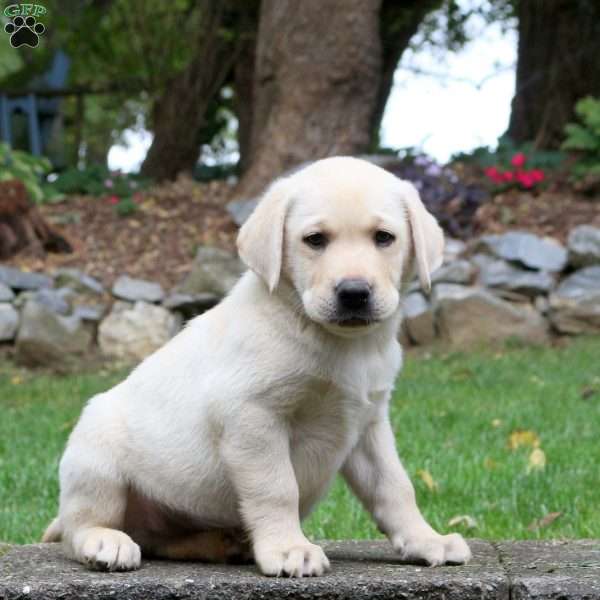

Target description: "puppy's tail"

left=41, top=517, right=62, bottom=543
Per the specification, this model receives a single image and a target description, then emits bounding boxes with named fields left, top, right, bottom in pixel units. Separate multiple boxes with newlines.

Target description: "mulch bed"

left=473, top=189, right=600, bottom=243
left=3, top=176, right=238, bottom=293
left=3, top=174, right=599, bottom=292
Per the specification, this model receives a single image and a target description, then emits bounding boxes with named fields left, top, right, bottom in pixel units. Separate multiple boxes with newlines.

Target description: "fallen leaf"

left=529, top=375, right=545, bottom=386
left=483, top=457, right=498, bottom=470
left=452, top=368, right=474, bottom=381
left=508, top=429, right=540, bottom=450
left=416, top=469, right=438, bottom=492
left=527, top=511, right=562, bottom=531
left=448, top=515, right=478, bottom=529
left=527, top=447, right=546, bottom=473
left=580, top=386, right=599, bottom=400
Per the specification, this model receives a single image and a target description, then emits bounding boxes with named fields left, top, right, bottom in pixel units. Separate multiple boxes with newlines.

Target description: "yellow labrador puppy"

left=43, top=156, right=471, bottom=576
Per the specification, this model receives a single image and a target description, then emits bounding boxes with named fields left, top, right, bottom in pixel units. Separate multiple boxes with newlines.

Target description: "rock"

left=0, top=265, right=52, bottom=291
left=53, top=268, right=105, bottom=295
left=432, top=259, right=476, bottom=285
left=226, top=197, right=258, bottom=226
left=475, top=231, right=567, bottom=272
left=548, top=265, right=600, bottom=334
left=73, top=304, right=105, bottom=322
left=444, top=238, right=467, bottom=262
left=567, top=225, right=600, bottom=267
left=477, top=259, right=556, bottom=297
left=0, top=304, right=19, bottom=341
left=163, top=292, right=220, bottom=320
left=433, top=284, right=549, bottom=348
left=0, top=282, right=15, bottom=302
left=15, top=300, right=92, bottom=367
left=177, top=246, right=245, bottom=298
left=33, top=288, right=73, bottom=315
left=403, top=292, right=436, bottom=344
left=99, top=301, right=180, bottom=361
left=112, top=275, right=165, bottom=303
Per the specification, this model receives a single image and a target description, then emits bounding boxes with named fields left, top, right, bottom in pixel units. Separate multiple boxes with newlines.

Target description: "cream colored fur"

left=45, top=156, right=470, bottom=576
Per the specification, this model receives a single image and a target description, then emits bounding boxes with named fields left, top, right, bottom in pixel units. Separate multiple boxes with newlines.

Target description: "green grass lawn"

left=1, top=336, right=599, bottom=545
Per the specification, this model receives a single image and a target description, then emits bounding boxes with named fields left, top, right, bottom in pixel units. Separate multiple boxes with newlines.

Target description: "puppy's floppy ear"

left=237, top=178, right=292, bottom=292
left=401, top=181, right=444, bottom=293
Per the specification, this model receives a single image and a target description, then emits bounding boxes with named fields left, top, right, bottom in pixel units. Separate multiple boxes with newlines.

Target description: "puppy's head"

left=237, top=157, right=444, bottom=337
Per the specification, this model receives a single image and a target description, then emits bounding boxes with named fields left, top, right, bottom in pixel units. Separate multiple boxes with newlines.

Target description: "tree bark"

left=0, top=180, right=72, bottom=259
left=141, top=2, right=246, bottom=181
left=233, top=28, right=257, bottom=175
left=235, top=0, right=384, bottom=199
left=507, top=0, right=600, bottom=149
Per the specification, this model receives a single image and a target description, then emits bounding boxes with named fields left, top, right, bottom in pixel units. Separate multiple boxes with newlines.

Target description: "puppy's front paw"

left=395, top=532, right=471, bottom=566
left=75, top=528, right=141, bottom=572
left=255, top=541, right=331, bottom=577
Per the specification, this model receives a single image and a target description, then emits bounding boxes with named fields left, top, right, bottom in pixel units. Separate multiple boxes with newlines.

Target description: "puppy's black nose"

left=336, top=279, right=371, bottom=310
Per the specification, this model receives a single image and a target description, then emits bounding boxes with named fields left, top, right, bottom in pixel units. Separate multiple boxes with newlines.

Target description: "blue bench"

left=0, top=50, right=70, bottom=155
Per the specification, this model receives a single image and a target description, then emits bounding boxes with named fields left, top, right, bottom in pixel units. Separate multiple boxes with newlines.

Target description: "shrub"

left=454, top=136, right=566, bottom=172
left=47, top=166, right=150, bottom=198
left=0, top=143, right=62, bottom=204
left=562, top=96, right=600, bottom=179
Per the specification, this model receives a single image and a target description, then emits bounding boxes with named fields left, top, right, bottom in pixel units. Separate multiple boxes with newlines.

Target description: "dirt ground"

left=4, top=174, right=600, bottom=293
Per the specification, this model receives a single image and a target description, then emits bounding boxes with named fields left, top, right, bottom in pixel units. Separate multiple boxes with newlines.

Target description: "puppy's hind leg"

left=41, top=517, right=62, bottom=543
left=59, top=447, right=141, bottom=572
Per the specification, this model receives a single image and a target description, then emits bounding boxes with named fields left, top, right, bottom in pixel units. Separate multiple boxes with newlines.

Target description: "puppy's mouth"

left=336, top=316, right=374, bottom=328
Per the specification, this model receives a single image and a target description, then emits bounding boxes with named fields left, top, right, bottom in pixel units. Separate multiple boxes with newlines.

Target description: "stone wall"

left=1, top=226, right=599, bottom=368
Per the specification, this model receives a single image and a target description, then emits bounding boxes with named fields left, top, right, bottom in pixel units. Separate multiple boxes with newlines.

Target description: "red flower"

left=107, top=195, right=120, bottom=205
left=485, top=166, right=505, bottom=184
left=530, top=169, right=545, bottom=182
left=503, top=171, right=514, bottom=182
left=517, top=172, right=534, bottom=188
left=511, top=152, right=527, bottom=168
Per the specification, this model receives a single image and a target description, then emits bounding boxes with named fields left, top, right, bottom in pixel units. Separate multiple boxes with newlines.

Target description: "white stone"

left=99, top=301, right=180, bottom=361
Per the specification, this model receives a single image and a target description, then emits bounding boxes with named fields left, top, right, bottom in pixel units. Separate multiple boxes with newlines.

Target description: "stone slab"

left=0, top=540, right=505, bottom=600
left=2, top=541, right=598, bottom=599
left=497, top=540, right=600, bottom=600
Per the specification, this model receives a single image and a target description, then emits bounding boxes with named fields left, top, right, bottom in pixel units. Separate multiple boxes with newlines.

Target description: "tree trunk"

left=233, top=28, right=257, bottom=175
left=0, top=180, right=72, bottom=259
left=507, top=0, right=600, bottom=149
left=235, top=0, right=383, bottom=199
left=141, top=2, right=245, bottom=181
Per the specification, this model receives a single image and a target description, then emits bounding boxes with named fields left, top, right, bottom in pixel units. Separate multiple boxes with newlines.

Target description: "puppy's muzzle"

left=335, top=279, right=373, bottom=326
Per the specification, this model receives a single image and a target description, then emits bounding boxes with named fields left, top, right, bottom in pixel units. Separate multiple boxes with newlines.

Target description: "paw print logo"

left=4, top=16, right=45, bottom=48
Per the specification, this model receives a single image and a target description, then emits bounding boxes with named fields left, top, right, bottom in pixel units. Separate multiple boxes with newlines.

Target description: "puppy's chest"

left=287, top=372, right=384, bottom=471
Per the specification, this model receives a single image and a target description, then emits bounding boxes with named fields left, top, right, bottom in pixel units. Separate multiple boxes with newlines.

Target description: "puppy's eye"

left=374, top=230, right=395, bottom=247
left=303, top=232, right=328, bottom=249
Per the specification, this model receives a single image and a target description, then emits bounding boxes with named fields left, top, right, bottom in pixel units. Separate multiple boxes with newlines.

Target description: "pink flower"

left=530, top=169, right=545, bottom=182
left=511, top=152, right=527, bottom=168
left=503, top=171, right=514, bottom=182
left=107, top=195, right=120, bottom=205
left=485, top=166, right=499, bottom=179
left=104, top=179, right=114, bottom=188
left=517, top=172, right=534, bottom=188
